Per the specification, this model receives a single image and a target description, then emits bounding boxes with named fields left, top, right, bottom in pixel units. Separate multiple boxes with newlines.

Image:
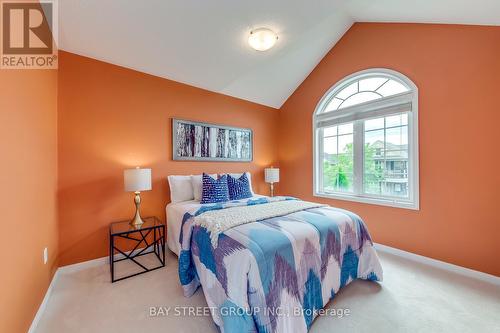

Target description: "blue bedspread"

left=178, top=197, right=383, bottom=332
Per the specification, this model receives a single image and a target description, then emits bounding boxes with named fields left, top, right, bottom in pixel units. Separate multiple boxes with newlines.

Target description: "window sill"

left=314, top=191, right=419, bottom=210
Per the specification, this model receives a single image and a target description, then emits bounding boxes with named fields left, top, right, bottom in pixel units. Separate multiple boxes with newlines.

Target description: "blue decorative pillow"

left=201, top=173, right=229, bottom=204
left=227, top=173, right=252, bottom=200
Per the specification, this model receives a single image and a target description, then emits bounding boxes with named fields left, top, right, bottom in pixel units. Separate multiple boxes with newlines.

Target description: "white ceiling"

left=59, top=0, right=500, bottom=108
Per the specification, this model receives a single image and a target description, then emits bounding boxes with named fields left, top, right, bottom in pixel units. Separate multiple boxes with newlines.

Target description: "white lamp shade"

left=265, top=168, right=280, bottom=183
left=124, top=168, right=152, bottom=192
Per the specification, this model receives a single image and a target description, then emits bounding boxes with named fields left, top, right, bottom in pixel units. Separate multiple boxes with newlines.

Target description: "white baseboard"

left=28, top=247, right=148, bottom=332
left=58, top=246, right=148, bottom=274
left=27, top=270, right=60, bottom=333
left=374, top=243, right=500, bottom=286
left=58, top=255, right=109, bottom=274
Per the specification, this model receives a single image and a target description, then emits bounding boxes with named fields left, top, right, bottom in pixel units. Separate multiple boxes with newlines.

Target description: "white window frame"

left=313, top=68, right=419, bottom=210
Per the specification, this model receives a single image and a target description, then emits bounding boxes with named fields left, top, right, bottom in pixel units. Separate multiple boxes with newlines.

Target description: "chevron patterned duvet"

left=177, top=196, right=383, bottom=333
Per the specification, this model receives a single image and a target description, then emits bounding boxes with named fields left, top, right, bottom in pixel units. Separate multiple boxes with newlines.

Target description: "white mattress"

left=166, top=195, right=266, bottom=256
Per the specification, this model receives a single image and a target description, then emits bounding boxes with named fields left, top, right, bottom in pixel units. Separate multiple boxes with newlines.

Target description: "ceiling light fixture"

left=248, top=28, right=278, bottom=51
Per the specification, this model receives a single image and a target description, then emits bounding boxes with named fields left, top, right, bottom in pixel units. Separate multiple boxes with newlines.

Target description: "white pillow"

left=191, top=174, right=218, bottom=201
left=228, top=172, right=255, bottom=195
left=167, top=175, right=194, bottom=203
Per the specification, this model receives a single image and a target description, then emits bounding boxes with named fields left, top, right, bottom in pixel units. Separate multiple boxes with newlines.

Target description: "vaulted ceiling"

left=59, top=0, right=500, bottom=108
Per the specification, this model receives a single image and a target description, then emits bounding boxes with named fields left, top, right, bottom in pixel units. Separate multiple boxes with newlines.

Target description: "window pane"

left=338, top=134, right=353, bottom=154
left=323, top=136, right=337, bottom=154
left=339, top=91, right=380, bottom=109
left=363, top=114, right=409, bottom=198
left=386, top=126, right=408, bottom=147
left=324, top=98, right=343, bottom=112
left=386, top=113, right=409, bottom=128
left=364, top=129, right=384, bottom=148
left=385, top=149, right=408, bottom=159
left=324, top=126, right=337, bottom=137
left=365, top=117, right=384, bottom=131
left=335, top=82, right=358, bottom=100
left=401, top=113, right=408, bottom=125
left=386, top=114, right=404, bottom=127
left=382, top=151, right=408, bottom=197
left=376, top=79, right=408, bottom=97
left=359, top=77, right=388, bottom=92
left=322, top=125, right=353, bottom=194
left=364, top=148, right=384, bottom=195
left=338, top=123, right=353, bottom=135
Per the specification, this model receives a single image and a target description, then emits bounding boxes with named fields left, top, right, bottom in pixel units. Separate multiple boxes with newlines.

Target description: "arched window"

left=313, top=69, right=419, bottom=209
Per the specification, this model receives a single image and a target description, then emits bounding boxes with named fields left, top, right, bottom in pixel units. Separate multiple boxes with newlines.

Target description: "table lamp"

left=124, top=167, right=152, bottom=226
left=264, top=167, right=279, bottom=197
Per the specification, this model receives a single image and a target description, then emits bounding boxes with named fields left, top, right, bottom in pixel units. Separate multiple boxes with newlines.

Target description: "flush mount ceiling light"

left=248, top=28, right=278, bottom=51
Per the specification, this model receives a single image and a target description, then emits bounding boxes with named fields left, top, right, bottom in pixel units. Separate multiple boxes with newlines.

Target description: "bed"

left=166, top=194, right=266, bottom=256
left=166, top=194, right=383, bottom=333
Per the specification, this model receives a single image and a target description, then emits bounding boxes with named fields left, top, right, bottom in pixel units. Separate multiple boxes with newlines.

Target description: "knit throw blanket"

left=194, top=199, right=326, bottom=247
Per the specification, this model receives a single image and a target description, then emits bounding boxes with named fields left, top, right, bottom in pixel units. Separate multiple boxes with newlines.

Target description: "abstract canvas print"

left=172, top=119, right=253, bottom=161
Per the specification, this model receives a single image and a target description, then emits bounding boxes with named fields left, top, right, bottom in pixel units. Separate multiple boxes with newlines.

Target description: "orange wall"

left=0, top=69, right=58, bottom=332
left=57, top=51, right=279, bottom=266
left=278, top=23, right=500, bottom=276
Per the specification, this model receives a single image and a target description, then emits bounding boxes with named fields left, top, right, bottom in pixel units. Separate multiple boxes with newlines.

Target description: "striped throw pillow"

left=227, top=173, right=252, bottom=200
left=201, top=173, right=229, bottom=204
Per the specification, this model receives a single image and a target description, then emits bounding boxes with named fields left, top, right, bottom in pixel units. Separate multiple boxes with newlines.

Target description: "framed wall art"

left=172, top=119, right=253, bottom=162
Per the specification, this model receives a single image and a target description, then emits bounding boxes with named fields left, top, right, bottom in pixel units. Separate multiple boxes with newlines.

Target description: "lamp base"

left=130, top=192, right=144, bottom=227
left=269, top=183, right=275, bottom=197
left=130, top=211, right=144, bottom=227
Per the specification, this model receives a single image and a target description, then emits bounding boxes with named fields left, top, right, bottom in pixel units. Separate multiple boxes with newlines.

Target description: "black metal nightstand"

left=109, top=216, right=165, bottom=282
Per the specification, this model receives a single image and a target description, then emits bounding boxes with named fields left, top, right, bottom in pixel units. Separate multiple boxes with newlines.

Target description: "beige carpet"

left=34, top=250, right=500, bottom=333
